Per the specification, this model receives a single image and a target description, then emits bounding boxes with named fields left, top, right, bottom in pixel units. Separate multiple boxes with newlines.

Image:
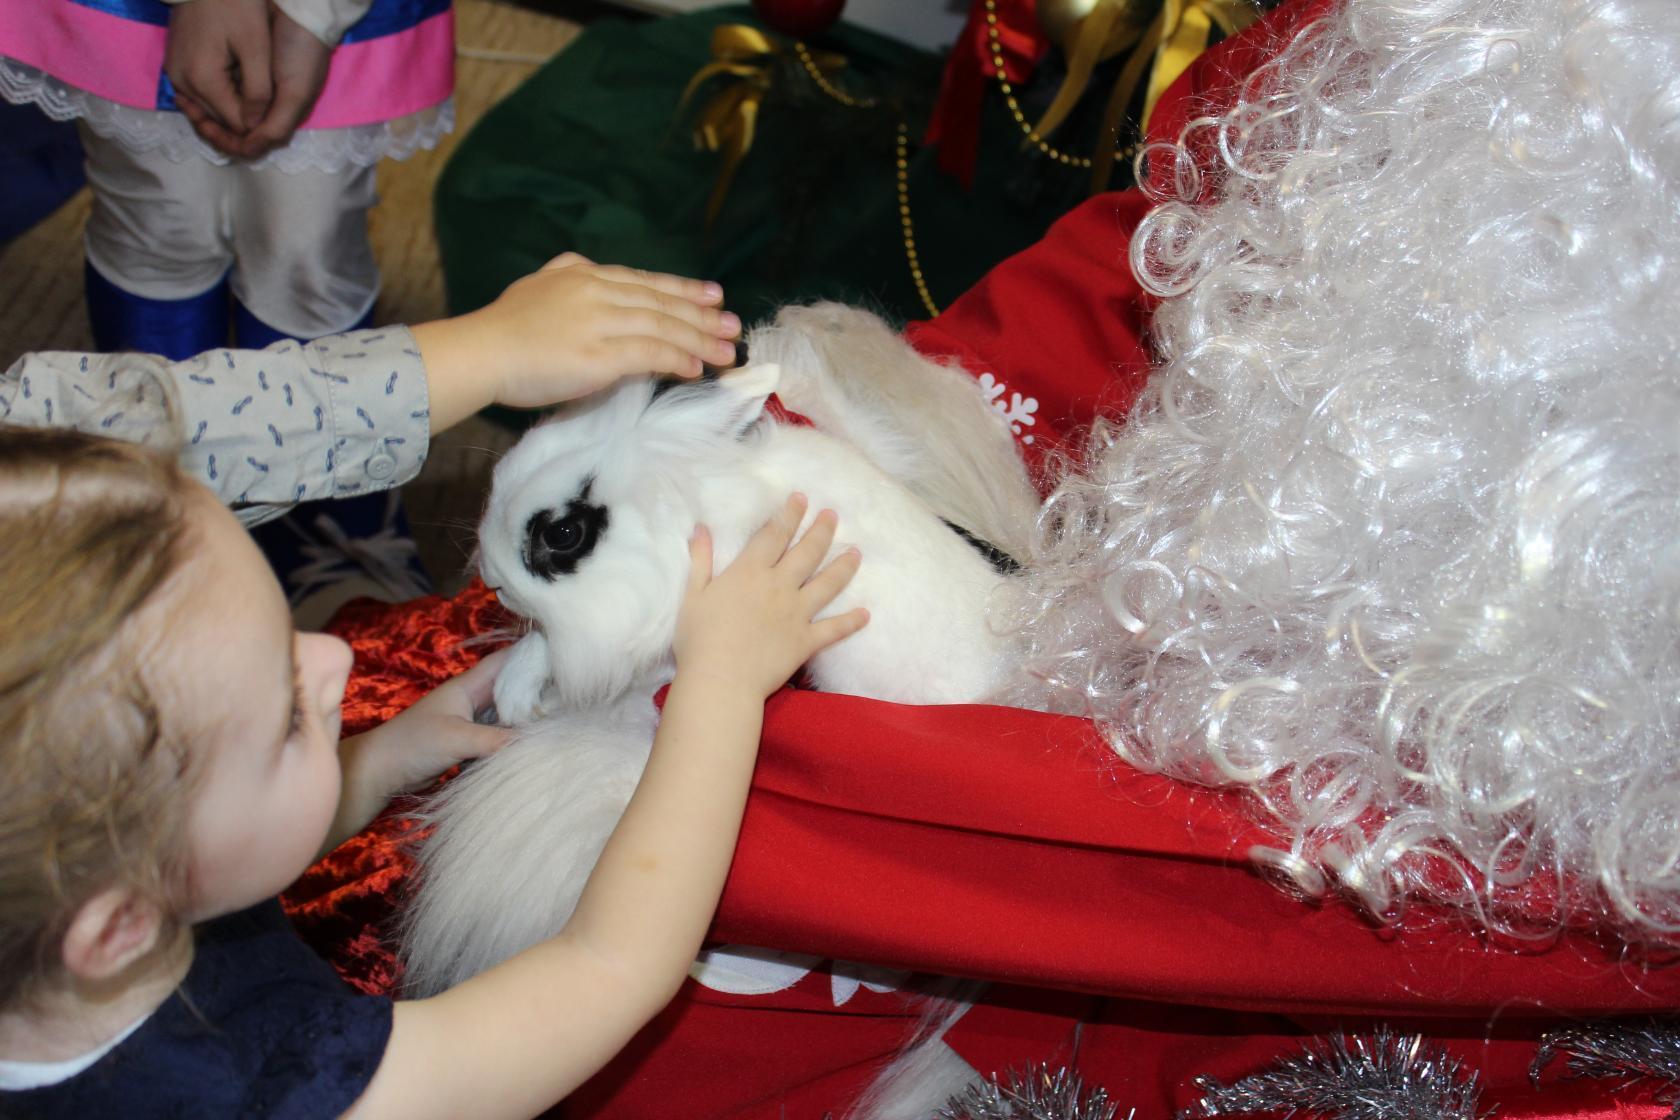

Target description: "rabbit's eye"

left=523, top=484, right=609, bottom=581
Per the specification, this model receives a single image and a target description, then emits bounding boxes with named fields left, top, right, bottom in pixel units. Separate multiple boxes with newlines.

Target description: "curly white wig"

left=1015, top=0, right=1680, bottom=943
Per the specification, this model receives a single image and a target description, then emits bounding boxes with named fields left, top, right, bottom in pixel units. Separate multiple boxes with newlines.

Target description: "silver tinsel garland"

left=1533, top=1019, right=1680, bottom=1117
left=926, top=1021, right=1680, bottom=1120
left=940, top=1064, right=1121, bottom=1120
left=1180, top=1030, right=1481, bottom=1120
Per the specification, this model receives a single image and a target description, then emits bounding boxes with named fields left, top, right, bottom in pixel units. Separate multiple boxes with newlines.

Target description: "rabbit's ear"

left=652, top=363, right=781, bottom=441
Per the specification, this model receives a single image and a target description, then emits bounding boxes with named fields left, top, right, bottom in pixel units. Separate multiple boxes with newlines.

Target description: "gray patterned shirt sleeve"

left=0, top=327, right=431, bottom=527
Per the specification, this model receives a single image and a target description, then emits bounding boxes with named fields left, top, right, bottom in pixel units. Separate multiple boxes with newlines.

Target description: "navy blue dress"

left=2, top=900, right=393, bottom=1119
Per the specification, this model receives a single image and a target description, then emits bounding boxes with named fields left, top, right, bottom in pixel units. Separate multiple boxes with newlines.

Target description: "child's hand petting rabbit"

left=677, top=493, right=869, bottom=700
left=411, top=253, right=742, bottom=432
left=329, top=650, right=513, bottom=854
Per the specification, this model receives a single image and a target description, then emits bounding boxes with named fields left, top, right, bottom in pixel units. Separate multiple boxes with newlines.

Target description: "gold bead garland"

left=985, top=0, right=1094, bottom=168
left=895, top=121, right=940, bottom=317
left=793, top=41, right=877, bottom=108
left=984, top=0, right=1144, bottom=171
left=792, top=37, right=941, bottom=316
left=788, top=2, right=1147, bottom=319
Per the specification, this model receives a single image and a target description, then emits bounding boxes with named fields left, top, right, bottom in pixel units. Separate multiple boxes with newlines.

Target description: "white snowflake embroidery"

left=976, top=372, right=1038, bottom=445
left=690, top=945, right=908, bottom=1006
left=828, top=959, right=909, bottom=1006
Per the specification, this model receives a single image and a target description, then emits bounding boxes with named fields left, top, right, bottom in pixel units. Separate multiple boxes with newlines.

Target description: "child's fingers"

left=181, top=64, right=244, bottom=131
left=780, top=508, right=839, bottom=583
left=177, top=92, right=209, bottom=126
left=180, top=102, right=247, bottom=158
left=540, top=251, right=593, bottom=272
left=232, top=33, right=273, bottom=129
left=456, top=721, right=514, bottom=761
left=599, top=335, right=705, bottom=380
left=447, top=648, right=510, bottom=717
left=740, top=494, right=808, bottom=565
left=607, top=308, right=738, bottom=369
left=809, top=607, right=870, bottom=653
left=686, top=524, right=715, bottom=596
left=604, top=283, right=742, bottom=340
left=589, top=263, right=724, bottom=306
left=242, top=83, right=314, bottom=154
left=800, top=546, right=862, bottom=613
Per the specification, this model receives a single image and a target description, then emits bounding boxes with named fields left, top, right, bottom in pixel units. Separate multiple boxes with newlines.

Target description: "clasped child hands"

left=165, top=0, right=274, bottom=148
left=166, top=0, right=332, bottom=159
left=675, top=494, right=869, bottom=700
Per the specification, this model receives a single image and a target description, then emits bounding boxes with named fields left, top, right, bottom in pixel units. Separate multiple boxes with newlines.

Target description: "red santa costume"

left=287, top=0, right=1680, bottom=1114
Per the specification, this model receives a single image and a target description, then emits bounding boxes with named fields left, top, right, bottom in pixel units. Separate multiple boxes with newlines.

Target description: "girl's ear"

left=61, top=887, right=165, bottom=983
left=652, top=363, right=781, bottom=441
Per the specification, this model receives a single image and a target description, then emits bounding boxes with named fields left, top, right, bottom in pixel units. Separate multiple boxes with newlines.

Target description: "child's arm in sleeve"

left=1, top=254, right=739, bottom=525
left=342, top=497, right=868, bottom=1120
left=0, top=329, right=430, bottom=527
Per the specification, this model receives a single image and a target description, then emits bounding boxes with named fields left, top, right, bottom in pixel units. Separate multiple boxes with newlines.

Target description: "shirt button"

left=366, top=450, right=398, bottom=481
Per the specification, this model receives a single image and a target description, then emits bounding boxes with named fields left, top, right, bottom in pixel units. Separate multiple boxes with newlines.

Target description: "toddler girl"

left=0, top=399, right=863, bottom=1118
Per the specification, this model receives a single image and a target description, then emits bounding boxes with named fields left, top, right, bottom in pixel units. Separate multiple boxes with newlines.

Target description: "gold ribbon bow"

left=678, top=24, right=850, bottom=229
left=1033, top=0, right=1257, bottom=191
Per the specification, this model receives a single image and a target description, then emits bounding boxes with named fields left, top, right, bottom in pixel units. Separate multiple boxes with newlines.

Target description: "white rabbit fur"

left=402, top=304, right=1037, bottom=1000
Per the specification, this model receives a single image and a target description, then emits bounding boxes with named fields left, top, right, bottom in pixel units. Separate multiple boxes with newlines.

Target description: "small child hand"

left=166, top=0, right=273, bottom=156
left=347, top=650, right=513, bottom=800
left=674, top=494, right=869, bottom=699
left=480, top=253, right=742, bottom=404
left=409, top=255, right=743, bottom=434
left=235, top=6, right=332, bottom=158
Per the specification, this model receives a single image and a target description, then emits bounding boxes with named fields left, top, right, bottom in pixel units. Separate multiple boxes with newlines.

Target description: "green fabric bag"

left=434, top=5, right=1098, bottom=339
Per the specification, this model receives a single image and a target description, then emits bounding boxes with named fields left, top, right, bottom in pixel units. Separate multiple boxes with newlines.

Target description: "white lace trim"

left=0, top=56, right=453, bottom=173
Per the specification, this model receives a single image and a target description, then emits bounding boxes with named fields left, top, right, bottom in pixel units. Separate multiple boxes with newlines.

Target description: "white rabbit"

left=478, top=363, right=1025, bottom=725
left=402, top=306, right=1036, bottom=1012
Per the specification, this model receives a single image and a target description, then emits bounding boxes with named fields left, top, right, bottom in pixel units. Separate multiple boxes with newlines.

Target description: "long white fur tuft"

left=749, top=303, right=1041, bottom=563
left=400, top=698, right=656, bottom=995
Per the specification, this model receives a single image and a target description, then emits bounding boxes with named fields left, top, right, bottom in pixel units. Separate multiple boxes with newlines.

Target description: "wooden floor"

left=0, top=0, right=583, bottom=593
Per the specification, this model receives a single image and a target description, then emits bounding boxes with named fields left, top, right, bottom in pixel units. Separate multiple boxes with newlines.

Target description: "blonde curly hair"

left=0, top=428, right=199, bottom=1008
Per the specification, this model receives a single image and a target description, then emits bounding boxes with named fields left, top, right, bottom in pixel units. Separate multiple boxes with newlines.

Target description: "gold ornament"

left=678, top=25, right=854, bottom=228
left=1015, top=0, right=1260, bottom=191
left=1035, top=0, right=1146, bottom=53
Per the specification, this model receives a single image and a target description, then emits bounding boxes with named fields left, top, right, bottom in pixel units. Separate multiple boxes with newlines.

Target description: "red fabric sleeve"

left=904, top=189, right=1157, bottom=479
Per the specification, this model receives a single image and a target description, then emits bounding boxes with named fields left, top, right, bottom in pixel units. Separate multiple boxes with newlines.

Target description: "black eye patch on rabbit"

left=523, top=477, right=610, bottom=580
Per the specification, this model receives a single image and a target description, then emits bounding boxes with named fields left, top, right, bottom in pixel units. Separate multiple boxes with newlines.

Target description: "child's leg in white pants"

left=78, top=124, right=382, bottom=349
left=229, top=158, right=380, bottom=342
left=79, top=122, right=233, bottom=356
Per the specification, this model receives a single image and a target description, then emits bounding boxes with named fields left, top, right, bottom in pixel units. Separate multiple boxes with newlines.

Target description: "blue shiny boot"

left=85, top=260, right=229, bottom=359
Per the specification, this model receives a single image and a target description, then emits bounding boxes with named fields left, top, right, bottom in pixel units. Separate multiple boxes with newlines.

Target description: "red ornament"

left=751, top=0, right=847, bottom=39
